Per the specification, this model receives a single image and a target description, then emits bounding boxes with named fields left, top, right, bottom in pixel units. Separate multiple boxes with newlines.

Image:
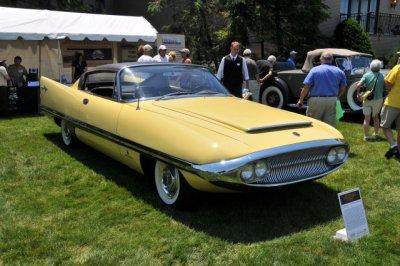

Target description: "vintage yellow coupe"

left=40, top=63, right=349, bottom=207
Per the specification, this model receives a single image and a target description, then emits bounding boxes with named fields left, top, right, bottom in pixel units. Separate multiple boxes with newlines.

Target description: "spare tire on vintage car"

left=260, top=82, right=288, bottom=109
left=346, top=81, right=363, bottom=111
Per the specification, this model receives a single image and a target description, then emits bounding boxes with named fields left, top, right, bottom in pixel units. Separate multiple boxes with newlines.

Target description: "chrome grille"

left=253, top=147, right=334, bottom=185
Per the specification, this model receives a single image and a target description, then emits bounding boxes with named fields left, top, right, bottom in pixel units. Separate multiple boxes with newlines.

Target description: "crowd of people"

left=137, top=44, right=192, bottom=64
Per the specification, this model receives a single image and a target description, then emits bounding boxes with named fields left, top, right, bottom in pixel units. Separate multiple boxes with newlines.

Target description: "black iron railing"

left=340, top=12, right=400, bottom=36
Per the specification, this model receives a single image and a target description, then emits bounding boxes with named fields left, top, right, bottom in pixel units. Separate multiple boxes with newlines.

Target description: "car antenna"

left=135, top=89, right=141, bottom=110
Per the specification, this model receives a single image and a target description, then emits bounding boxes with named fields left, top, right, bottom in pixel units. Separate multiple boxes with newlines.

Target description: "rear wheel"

left=154, top=160, right=197, bottom=209
left=61, top=120, right=76, bottom=146
left=261, top=85, right=286, bottom=108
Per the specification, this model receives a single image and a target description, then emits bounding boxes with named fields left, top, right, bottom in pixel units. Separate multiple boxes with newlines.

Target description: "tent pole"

left=38, top=40, right=42, bottom=78
left=57, top=39, right=61, bottom=81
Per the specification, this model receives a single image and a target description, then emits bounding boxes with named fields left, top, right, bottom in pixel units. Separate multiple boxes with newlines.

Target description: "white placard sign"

left=156, top=34, right=185, bottom=62
left=336, top=188, right=369, bottom=241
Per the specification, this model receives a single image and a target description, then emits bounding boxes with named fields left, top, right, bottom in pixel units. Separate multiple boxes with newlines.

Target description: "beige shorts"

left=362, top=98, right=383, bottom=116
left=306, top=97, right=337, bottom=127
left=380, top=105, right=400, bottom=130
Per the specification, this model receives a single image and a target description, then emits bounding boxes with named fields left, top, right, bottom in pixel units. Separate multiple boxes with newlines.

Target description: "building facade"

left=320, top=0, right=400, bottom=57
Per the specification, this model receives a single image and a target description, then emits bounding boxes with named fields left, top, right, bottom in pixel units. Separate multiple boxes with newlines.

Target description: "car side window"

left=82, top=72, right=117, bottom=99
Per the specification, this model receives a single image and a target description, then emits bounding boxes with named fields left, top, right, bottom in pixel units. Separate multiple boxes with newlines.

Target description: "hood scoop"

left=246, top=121, right=312, bottom=133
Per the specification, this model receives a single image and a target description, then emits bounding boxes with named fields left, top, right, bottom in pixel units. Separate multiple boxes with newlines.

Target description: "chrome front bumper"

left=192, top=139, right=348, bottom=187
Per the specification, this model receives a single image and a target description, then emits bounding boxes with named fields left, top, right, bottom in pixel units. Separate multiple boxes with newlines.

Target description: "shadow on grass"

left=45, top=132, right=341, bottom=244
left=0, top=113, right=44, bottom=120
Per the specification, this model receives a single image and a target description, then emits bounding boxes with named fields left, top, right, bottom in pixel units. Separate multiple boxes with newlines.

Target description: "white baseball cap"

left=158, top=45, right=167, bottom=50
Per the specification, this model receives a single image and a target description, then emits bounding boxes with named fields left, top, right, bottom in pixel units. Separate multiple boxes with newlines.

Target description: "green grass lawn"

left=0, top=114, right=400, bottom=264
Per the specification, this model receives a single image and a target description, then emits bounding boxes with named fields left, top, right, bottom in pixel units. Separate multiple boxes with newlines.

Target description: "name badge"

left=237, top=63, right=241, bottom=66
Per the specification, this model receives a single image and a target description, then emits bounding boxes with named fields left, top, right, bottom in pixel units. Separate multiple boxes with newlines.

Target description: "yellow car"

left=40, top=63, right=348, bottom=208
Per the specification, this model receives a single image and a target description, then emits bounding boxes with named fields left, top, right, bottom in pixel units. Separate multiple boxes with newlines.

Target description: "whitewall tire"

left=154, top=160, right=197, bottom=208
left=261, top=86, right=284, bottom=108
left=346, top=82, right=363, bottom=111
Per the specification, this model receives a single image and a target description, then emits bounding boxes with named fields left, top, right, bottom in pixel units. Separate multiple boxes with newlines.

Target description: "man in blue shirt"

left=287, top=50, right=297, bottom=69
left=297, top=52, right=347, bottom=127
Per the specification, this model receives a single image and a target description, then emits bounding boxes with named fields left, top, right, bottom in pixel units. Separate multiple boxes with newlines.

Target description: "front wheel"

left=154, top=160, right=197, bottom=209
left=261, top=85, right=286, bottom=108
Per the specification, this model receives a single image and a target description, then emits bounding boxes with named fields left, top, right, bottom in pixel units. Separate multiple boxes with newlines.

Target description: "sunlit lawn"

left=0, top=114, right=399, bottom=264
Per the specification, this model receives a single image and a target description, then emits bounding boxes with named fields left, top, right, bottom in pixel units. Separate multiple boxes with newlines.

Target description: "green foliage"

left=255, top=0, right=329, bottom=56
left=333, top=19, right=374, bottom=55
left=148, top=0, right=329, bottom=63
left=387, top=45, right=400, bottom=68
left=148, top=0, right=226, bottom=67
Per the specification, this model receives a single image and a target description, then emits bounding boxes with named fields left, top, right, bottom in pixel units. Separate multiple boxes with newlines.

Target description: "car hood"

left=124, top=97, right=344, bottom=164
left=151, top=97, right=311, bottom=133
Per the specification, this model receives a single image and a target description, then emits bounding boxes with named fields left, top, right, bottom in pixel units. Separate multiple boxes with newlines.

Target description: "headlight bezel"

left=326, top=146, right=348, bottom=165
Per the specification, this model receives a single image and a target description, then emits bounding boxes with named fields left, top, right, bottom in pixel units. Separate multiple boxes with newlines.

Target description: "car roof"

left=302, top=48, right=373, bottom=72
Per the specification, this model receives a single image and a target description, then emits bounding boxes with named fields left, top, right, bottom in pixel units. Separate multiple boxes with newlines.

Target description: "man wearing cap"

left=287, top=50, right=297, bottom=69
left=297, top=52, right=347, bottom=128
left=180, top=48, right=192, bottom=64
left=0, top=59, right=11, bottom=115
left=216, top=41, right=249, bottom=98
left=153, top=45, right=169, bottom=63
left=138, top=44, right=156, bottom=63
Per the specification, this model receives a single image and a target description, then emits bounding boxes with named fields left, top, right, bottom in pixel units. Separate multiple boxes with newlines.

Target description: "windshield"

left=119, top=65, right=229, bottom=101
left=335, top=56, right=372, bottom=75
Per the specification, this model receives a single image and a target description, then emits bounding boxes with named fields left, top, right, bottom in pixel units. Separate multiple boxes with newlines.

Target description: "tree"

left=148, top=0, right=329, bottom=63
left=148, top=0, right=228, bottom=67
left=333, top=19, right=374, bottom=55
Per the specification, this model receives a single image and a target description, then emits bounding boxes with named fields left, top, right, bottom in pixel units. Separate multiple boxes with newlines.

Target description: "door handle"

left=83, top=98, right=89, bottom=105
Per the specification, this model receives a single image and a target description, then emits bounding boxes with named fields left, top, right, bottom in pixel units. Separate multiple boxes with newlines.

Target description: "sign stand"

left=334, top=188, right=369, bottom=242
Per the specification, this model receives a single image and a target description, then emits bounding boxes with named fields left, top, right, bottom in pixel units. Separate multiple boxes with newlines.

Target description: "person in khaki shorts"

left=297, top=52, right=347, bottom=128
left=356, top=59, right=385, bottom=141
left=381, top=62, right=400, bottom=160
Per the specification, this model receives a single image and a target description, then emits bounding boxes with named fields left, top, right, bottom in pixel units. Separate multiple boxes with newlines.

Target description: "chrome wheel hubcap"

left=161, top=166, right=178, bottom=198
left=155, top=161, right=180, bottom=205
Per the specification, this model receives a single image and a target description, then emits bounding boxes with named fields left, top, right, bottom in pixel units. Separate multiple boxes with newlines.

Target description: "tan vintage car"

left=252, top=48, right=378, bottom=112
left=40, top=63, right=349, bottom=208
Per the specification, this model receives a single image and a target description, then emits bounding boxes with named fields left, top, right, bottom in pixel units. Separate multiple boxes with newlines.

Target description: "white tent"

left=0, top=7, right=158, bottom=42
left=0, top=7, right=158, bottom=80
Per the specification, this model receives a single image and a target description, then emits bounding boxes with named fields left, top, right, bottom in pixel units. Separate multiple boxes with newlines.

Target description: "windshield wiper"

left=155, top=91, right=193, bottom=101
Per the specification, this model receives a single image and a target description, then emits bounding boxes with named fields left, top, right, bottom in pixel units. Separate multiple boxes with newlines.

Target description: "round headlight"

left=255, top=161, right=268, bottom=177
left=240, top=165, right=254, bottom=181
left=336, top=147, right=347, bottom=161
left=327, top=148, right=337, bottom=164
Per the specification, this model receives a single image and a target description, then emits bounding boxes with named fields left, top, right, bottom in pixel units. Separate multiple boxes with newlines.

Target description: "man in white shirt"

left=137, top=44, right=156, bottom=63
left=216, top=41, right=249, bottom=97
left=153, top=45, right=169, bottom=63
left=0, top=59, right=11, bottom=115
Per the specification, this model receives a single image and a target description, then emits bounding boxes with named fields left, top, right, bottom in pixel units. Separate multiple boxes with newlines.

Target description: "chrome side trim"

left=246, top=121, right=312, bottom=133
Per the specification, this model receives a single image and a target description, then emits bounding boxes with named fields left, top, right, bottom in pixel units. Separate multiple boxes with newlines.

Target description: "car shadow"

left=44, top=133, right=342, bottom=244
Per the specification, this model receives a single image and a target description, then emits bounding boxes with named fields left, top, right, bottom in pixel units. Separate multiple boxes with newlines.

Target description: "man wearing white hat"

left=153, top=45, right=169, bottom=63
left=138, top=44, right=156, bottom=63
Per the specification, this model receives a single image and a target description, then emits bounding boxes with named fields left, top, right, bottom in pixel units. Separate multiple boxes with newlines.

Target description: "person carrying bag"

left=356, top=60, right=385, bottom=141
